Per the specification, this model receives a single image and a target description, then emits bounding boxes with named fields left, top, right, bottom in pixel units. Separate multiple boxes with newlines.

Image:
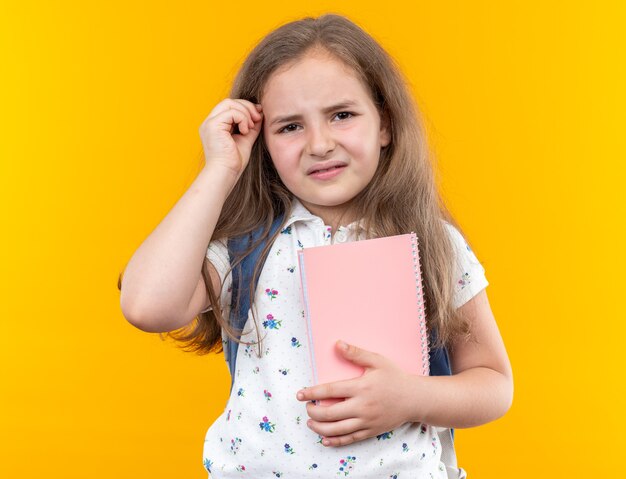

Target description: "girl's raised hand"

left=199, top=98, right=263, bottom=177
left=296, top=340, right=429, bottom=447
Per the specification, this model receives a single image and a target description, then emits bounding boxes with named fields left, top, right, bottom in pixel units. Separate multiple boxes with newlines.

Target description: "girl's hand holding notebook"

left=296, top=340, right=431, bottom=448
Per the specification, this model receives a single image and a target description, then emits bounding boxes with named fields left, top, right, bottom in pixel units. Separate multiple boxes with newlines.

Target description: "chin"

left=302, top=193, right=348, bottom=204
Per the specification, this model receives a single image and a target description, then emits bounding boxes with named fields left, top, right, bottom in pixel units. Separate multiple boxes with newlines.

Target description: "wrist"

left=403, top=374, right=432, bottom=424
left=199, top=162, right=241, bottom=194
left=202, top=160, right=241, bottom=179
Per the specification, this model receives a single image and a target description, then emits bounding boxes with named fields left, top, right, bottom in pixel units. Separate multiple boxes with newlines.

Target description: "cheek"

left=266, top=138, right=300, bottom=172
left=348, top=124, right=379, bottom=151
left=346, top=134, right=378, bottom=164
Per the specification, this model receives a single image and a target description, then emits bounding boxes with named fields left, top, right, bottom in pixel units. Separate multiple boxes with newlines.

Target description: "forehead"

left=260, top=53, right=373, bottom=111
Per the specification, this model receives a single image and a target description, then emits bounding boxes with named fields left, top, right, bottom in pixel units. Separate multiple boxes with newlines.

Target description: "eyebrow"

left=268, top=100, right=359, bottom=127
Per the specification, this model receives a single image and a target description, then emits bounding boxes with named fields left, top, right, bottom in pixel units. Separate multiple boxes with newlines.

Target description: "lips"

left=306, top=161, right=348, bottom=175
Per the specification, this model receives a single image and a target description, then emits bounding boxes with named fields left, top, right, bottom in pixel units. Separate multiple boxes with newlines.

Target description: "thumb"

left=336, top=340, right=381, bottom=368
left=234, top=120, right=262, bottom=161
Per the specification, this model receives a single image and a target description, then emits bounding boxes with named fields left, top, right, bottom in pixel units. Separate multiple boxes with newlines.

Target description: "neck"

left=297, top=198, right=356, bottom=231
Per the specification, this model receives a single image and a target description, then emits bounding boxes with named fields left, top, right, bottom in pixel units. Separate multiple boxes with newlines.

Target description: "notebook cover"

left=298, top=233, right=429, bottom=402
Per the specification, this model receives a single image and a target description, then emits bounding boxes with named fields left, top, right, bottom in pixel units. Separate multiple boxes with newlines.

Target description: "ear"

left=379, top=111, right=391, bottom=147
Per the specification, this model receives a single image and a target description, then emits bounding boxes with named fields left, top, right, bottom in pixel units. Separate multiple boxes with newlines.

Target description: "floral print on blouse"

left=203, top=198, right=488, bottom=478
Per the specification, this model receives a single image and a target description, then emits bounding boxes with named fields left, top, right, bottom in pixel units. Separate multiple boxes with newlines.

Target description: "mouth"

left=309, top=165, right=345, bottom=174
left=307, top=161, right=348, bottom=175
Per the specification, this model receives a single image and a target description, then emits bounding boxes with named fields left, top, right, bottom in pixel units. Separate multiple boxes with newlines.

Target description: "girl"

left=119, top=13, right=513, bottom=479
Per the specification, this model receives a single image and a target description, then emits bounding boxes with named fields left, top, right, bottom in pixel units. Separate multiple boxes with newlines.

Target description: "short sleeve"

left=444, top=222, right=489, bottom=309
left=200, top=238, right=232, bottom=313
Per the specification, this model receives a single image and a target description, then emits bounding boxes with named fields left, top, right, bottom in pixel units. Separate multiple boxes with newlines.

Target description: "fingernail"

left=338, top=340, right=348, bottom=351
left=296, top=391, right=304, bottom=400
left=322, top=438, right=330, bottom=446
left=255, top=103, right=263, bottom=110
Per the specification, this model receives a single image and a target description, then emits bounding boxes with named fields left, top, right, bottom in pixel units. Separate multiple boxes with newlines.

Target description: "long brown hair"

left=158, top=13, right=477, bottom=356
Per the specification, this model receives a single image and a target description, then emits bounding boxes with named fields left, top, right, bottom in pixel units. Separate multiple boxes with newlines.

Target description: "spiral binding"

left=410, top=232, right=430, bottom=376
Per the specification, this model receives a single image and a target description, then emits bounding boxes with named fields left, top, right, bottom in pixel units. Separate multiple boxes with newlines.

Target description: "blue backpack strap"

left=428, top=326, right=454, bottom=441
left=429, top=327, right=451, bottom=376
left=225, top=215, right=285, bottom=391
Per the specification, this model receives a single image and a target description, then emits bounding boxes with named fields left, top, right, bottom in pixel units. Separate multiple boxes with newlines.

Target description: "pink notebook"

left=297, top=233, right=430, bottom=402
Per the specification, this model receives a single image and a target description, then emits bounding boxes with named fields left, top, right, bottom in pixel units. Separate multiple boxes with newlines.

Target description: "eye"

left=333, top=111, right=354, bottom=121
left=277, top=123, right=300, bottom=134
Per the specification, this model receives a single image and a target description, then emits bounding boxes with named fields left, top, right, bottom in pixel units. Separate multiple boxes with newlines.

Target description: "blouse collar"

left=284, top=197, right=366, bottom=234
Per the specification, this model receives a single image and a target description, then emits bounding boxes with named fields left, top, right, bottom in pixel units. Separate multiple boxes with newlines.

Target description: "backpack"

left=225, top=215, right=465, bottom=478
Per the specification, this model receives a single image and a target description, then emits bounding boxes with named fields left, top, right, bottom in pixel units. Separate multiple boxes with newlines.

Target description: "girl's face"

left=261, top=51, right=390, bottom=225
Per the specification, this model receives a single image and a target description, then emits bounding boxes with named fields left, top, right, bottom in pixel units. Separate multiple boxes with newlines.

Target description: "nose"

left=306, top=122, right=335, bottom=157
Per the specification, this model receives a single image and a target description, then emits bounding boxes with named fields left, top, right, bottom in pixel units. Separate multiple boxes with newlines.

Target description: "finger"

left=227, top=100, right=255, bottom=129
left=203, top=104, right=249, bottom=133
left=209, top=98, right=261, bottom=128
left=211, top=108, right=251, bottom=135
left=322, top=429, right=372, bottom=447
left=296, top=378, right=359, bottom=402
left=230, top=113, right=263, bottom=155
left=336, top=340, right=383, bottom=368
left=305, top=399, right=356, bottom=422
left=207, top=99, right=255, bottom=129
left=322, top=429, right=371, bottom=447
left=231, top=99, right=262, bottom=124
left=307, top=417, right=363, bottom=439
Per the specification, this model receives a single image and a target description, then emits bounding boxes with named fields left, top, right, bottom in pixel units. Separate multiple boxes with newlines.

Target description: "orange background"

left=1, top=1, right=624, bottom=477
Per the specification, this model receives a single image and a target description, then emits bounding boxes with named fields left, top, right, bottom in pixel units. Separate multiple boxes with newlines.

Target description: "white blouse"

left=202, top=198, right=488, bottom=478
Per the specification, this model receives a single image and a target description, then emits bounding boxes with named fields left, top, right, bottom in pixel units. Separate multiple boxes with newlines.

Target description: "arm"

left=119, top=164, right=238, bottom=332
left=406, top=288, right=513, bottom=428
left=120, top=99, right=263, bottom=332
left=296, top=288, right=513, bottom=446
